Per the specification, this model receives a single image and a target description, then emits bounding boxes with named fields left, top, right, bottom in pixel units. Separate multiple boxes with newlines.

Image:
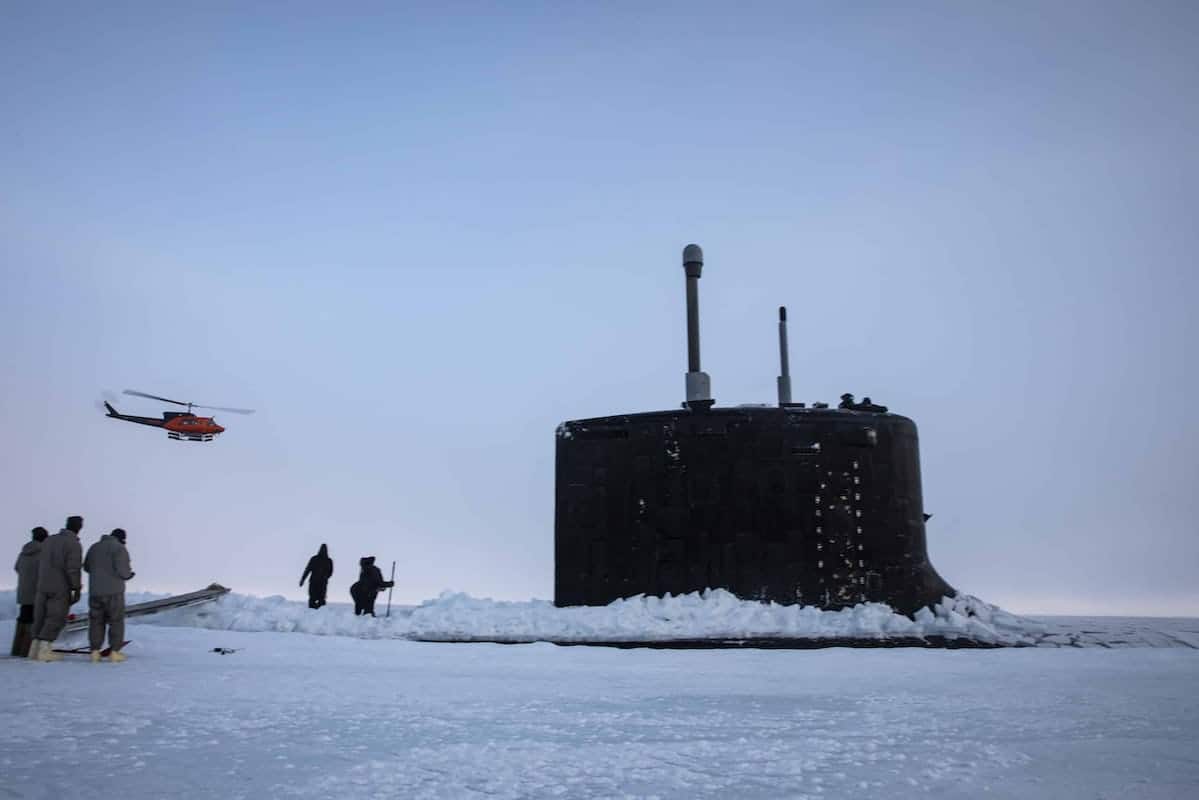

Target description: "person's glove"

left=70, top=589, right=81, bottom=604
left=299, top=579, right=305, bottom=587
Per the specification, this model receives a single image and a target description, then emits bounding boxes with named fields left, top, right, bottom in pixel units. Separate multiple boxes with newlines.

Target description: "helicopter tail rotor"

left=96, top=390, right=119, bottom=413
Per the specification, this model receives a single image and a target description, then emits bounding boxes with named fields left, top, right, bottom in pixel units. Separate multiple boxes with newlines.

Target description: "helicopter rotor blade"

left=193, top=404, right=256, bottom=415
left=123, top=389, right=190, bottom=407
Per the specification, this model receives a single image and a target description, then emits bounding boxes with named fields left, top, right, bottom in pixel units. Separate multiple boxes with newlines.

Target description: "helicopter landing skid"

left=168, top=431, right=216, bottom=442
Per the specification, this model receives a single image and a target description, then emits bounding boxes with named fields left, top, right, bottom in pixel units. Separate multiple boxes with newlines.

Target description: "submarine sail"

left=554, top=244, right=954, bottom=615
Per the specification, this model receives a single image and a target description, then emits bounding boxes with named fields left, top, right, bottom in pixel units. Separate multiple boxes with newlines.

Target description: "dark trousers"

left=352, top=590, right=377, bottom=616
left=88, top=593, right=126, bottom=652
left=307, top=582, right=328, bottom=610
left=10, top=604, right=34, bottom=656
left=32, top=591, right=71, bottom=641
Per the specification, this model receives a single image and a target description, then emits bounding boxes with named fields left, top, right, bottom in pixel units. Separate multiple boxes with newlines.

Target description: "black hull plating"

left=554, top=407, right=954, bottom=615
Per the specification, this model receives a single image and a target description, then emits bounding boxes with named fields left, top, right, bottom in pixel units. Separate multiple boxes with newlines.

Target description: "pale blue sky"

left=2, top=2, right=1196, bottom=613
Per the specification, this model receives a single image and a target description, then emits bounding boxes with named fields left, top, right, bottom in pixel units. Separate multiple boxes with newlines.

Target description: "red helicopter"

left=104, top=389, right=255, bottom=442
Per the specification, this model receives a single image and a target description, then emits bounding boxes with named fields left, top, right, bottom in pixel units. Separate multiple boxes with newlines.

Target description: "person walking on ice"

left=300, top=543, right=333, bottom=609
left=28, top=515, right=83, bottom=661
left=83, top=527, right=135, bottom=662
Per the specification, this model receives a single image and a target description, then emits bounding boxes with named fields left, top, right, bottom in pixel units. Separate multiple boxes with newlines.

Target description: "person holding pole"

left=349, top=556, right=393, bottom=617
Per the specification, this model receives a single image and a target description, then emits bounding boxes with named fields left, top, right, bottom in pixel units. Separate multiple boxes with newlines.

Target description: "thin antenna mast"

left=682, top=244, right=714, bottom=410
left=777, top=306, right=792, bottom=405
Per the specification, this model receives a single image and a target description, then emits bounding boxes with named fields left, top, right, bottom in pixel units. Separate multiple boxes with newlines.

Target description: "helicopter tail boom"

left=104, top=402, right=166, bottom=428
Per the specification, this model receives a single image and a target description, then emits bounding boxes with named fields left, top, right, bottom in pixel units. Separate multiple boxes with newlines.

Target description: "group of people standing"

left=11, top=532, right=388, bottom=660
left=299, top=544, right=394, bottom=616
left=12, top=515, right=134, bottom=662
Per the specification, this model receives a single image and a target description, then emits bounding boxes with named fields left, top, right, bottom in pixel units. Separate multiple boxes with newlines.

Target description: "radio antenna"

left=682, top=244, right=714, bottom=410
left=777, top=306, right=792, bottom=405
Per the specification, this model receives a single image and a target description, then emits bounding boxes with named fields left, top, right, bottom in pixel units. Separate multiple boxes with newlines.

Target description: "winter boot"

left=36, top=642, right=63, bottom=662
left=108, top=650, right=127, bottom=663
left=26, top=639, right=43, bottom=660
left=90, top=650, right=102, bottom=663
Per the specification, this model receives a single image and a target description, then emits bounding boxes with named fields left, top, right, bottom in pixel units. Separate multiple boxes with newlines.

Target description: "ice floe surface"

left=3, top=619, right=1198, bottom=799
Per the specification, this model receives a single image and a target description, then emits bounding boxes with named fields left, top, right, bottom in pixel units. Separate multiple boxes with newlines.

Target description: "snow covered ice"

left=14, top=588, right=1051, bottom=645
left=2, top=593, right=1198, bottom=799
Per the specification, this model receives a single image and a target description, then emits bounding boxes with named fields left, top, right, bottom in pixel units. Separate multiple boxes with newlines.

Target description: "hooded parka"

left=84, top=534, right=134, bottom=596
left=300, top=544, right=334, bottom=609
left=349, top=556, right=393, bottom=616
left=14, top=540, right=43, bottom=606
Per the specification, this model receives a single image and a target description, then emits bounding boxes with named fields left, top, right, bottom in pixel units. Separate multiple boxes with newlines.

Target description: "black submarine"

left=554, top=244, right=955, bottom=616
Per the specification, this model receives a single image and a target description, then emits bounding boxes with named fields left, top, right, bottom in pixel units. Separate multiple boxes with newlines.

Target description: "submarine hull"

left=554, top=406, right=954, bottom=615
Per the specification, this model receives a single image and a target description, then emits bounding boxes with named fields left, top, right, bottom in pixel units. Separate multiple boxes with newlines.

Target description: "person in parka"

left=11, top=527, right=48, bottom=657
left=349, top=556, right=393, bottom=617
left=300, top=544, right=333, bottom=609
left=83, top=527, right=135, bottom=663
left=29, top=515, right=84, bottom=662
